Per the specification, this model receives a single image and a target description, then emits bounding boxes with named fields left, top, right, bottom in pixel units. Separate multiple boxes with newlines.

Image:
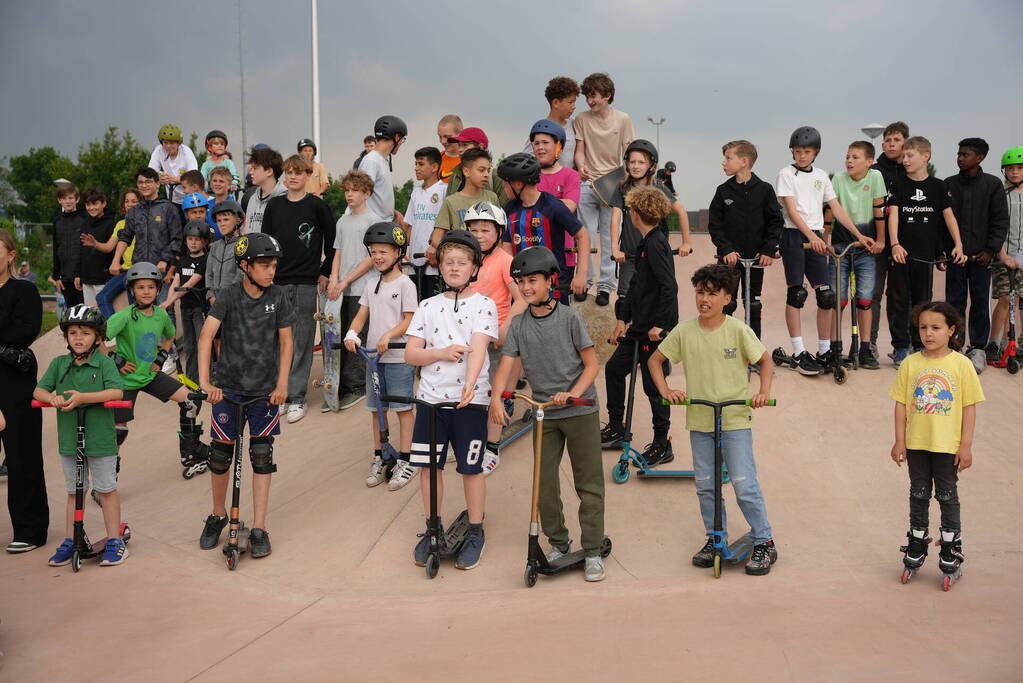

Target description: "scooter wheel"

left=611, top=461, right=630, bottom=484
left=226, top=548, right=240, bottom=571
left=425, top=553, right=439, bottom=579
left=942, top=574, right=952, bottom=592
left=524, top=563, right=538, bottom=588
left=900, top=568, right=913, bottom=584
left=713, top=554, right=722, bottom=579
left=182, top=467, right=195, bottom=480
left=833, top=366, right=847, bottom=384
left=771, top=347, right=787, bottom=367
left=71, top=550, right=81, bottom=573
left=600, top=537, right=613, bottom=558
left=1007, top=358, right=1019, bottom=374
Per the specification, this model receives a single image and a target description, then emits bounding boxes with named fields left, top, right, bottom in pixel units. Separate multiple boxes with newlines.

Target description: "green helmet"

left=158, top=124, right=183, bottom=143
left=1001, top=146, right=1023, bottom=168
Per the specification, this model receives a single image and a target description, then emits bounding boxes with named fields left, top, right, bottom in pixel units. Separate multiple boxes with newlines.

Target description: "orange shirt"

left=475, top=248, right=514, bottom=326
left=440, top=154, right=460, bottom=185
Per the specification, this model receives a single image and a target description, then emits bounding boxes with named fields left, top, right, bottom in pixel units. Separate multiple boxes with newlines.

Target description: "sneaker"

left=286, top=403, right=307, bottom=423
left=546, top=541, right=571, bottom=563
left=595, top=290, right=611, bottom=307
left=815, top=349, right=833, bottom=368
left=600, top=423, right=625, bottom=449
left=985, top=341, right=1000, bottom=363
left=248, top=528, right=271, bottom=558
left=639, top=440, right=673, bottom=468
left=387, top=459, right=418, bottom=491
left=5, top=541, right=38, bottom=554
left=48, top=538, right=74, bottom=566
left=889, top=347, right=909, bottom=367
left=319, top=401, right=332, bottom=413
left=199, top=514, right=228, bottom=550
left=413, top=522, right=443, bottom=567
left=573, top=291, right=587, bottom=302
left=692, top=537, right=715, bottom=568
left=584, top=555, right=605, bottom=582
left=99, top=537, right=129, bottom=566
left=455, top=524, right=485, bottom=570
left=366, top=456, right=386, bottom=488
left=744, top=539, right=778, bottom=576
left=339, top=392, right=366, bottom=410
left=858, top=349, right=880, bottom=369
left=482, top=444, right=500, bottom=476
left=795, top=351, right=822, bottom=376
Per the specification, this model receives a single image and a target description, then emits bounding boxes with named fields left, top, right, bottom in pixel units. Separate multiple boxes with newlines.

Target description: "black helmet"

left=373, top=115, right=407, bottom=141
left=212, top=199, right=244, bottom=219
left=529, top=119, right=566, bottom=145
left=60, top=304, right=106, bottom=338
left=437, top=230, right=482, bottom=268
left=297, top=138, right=317, bottom=153
left=497, top=152, right=541, bottom=185
left=183, top=220, right=213, bottom=241
left=789, top=126, right=822, bottom=149
left=664, top=161, right=677, bottom=172
left=205, top=129, right=228, bottom=145
left=125, top=261, right=162, bottom=284
left=510, top=246, right=559, bottom=279
left=363, top=221, right=408, bottom=253
left=625, top=139, right=659, bottom=167
left=234, top=233, right=283, bottom=265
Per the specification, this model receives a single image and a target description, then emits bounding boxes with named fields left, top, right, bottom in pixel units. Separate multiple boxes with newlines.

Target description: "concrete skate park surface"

left=2, top=235, right=1021, bottom=682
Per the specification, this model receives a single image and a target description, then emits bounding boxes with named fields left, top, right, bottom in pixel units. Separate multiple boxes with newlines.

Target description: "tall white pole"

left=237, top=0, right=247, bottom=156
left=311, top=0, right=321, bottom=161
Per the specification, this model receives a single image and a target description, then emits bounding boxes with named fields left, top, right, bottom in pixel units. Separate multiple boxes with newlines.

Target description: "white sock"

left=818, top=339, right=831, bottom=355
left=791, top=337, right=805, bottom=356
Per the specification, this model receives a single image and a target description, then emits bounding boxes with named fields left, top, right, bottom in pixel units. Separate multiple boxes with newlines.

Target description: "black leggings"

left=604, top=338, right=670, bottom=443
left=907, top=449, right=960, bottom=530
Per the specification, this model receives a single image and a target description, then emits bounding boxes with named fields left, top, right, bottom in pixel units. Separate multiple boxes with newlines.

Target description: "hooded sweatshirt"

left=52, top=208, right=87, bottom=281
left=117, top=195, right=183, bottom=268
left=80, top=208, right=116, bottom=284
left=707, top=173, right=784, bottom=259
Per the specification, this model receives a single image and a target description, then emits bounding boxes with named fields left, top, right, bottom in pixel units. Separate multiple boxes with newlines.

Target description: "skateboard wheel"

left=524, top=563, right=538, bottom=588
left=226, top=548, right=240, bottom=570
left=425, top=553, right=439, bottom=579
left=611, top=461, right=630, bottom=484
left=713, top=554, right=722, bottom=578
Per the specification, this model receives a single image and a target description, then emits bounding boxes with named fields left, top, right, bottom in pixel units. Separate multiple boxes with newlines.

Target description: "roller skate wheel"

left=226, top=548, right=240, bottom=570
left=182, top=467, right=194, bottom=480
left=425, top=553, right=439, bottom=579
left=524, top=563, right=538, bottom=588
left=612, top=461, right=630, bottom=484
left=71, top=550, right=82, bottom=573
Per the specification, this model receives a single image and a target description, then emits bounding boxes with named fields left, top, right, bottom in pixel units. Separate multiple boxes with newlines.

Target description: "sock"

left=399, top=451, right=411, bottom=462
left=485, top=441, right=500, bottom=455
left=373, top=449, right=382, bottom=459
left=817, top=339, right=831, bottom=356
left=791, top=337, right=805, bottom=356
left=860, top=341, right=872, bottom=353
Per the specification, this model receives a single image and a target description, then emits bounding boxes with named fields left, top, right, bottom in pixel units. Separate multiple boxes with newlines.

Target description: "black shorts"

left=780, top=229, right=829, bottom=288
left=115, top=372, right=184, bottom=423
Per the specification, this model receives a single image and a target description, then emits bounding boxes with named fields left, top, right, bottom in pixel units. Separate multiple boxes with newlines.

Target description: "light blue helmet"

left=182, top=192, right=210, bottom=210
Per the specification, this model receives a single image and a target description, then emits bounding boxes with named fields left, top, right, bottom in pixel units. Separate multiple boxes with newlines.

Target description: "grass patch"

left=40, top=311, right=58, bottom=338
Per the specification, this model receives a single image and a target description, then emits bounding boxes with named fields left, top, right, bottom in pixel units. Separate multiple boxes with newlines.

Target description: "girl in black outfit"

left=0, top=228, right=47, bottom=553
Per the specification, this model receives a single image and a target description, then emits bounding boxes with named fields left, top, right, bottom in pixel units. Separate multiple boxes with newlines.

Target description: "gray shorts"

left=61, top=455, right=118, bottom=494
left=116, top=371, right=184, bottom=422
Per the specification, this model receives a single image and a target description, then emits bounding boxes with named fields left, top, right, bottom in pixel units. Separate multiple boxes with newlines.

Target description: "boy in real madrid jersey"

left=404, top=147, right=448, bottom=299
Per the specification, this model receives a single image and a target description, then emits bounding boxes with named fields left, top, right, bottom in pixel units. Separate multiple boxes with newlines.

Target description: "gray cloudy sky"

left=2, top=0, right=1022, bottom=209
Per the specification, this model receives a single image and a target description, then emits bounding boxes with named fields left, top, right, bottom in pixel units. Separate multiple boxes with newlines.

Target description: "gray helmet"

left=373, top=115, right=407, bottom=140
left=205, top=129, right=228, bottom=145
left=363, top=221, right=408, bottom=253
left=297, top=138, right=317, bottom=152
left=625, top=139, right=659, bottom=167
left=126, top=261, right=162, bottom=284
left=234, top=232, right=283, bottom=265
left=789, top=126, right=822, bottom=149
left=183, top=220, right=212, bottom=241
left=664, top=161, right=677, bottom=172
left=211, top=199, right=244, bottom=219
left=497, top=152, right=541, bottom=185
left=510, top=246, right=559, bottom=279
left=437, top=229, right=482, bottom=268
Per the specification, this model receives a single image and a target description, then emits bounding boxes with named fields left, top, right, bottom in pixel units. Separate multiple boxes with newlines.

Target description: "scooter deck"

left=222, top=521, right=250, bottom=555
left=80, top=523, right=132, bottom=559
left=721, top=532, right=754, bottom=563
left=440, top=509, right=469, bottom=558
left=537, top=537, right=612, bottom=575
left=637, top=467, right=695, bottom=478
left=499, top=417, right=533, bottom=448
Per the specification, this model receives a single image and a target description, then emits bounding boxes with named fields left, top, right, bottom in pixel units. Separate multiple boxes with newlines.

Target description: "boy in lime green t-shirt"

left=34, top=305, right=126, bottom=566
left=648, top=264, right=777, bottom=576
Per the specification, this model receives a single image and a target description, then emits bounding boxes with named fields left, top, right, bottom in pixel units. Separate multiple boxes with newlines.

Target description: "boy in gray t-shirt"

left=489, top=245, right=607, bottom=582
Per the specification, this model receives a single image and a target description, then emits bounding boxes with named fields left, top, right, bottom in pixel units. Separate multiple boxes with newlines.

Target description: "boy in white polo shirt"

left=404, top=147, right=447, bottom=299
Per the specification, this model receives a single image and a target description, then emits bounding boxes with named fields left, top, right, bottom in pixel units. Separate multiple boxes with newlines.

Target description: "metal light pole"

left=237, top=0, right=247, bottom=155
left=311, top=0, right=321, bottom=161
left=648, top=117, right=665, bottom=152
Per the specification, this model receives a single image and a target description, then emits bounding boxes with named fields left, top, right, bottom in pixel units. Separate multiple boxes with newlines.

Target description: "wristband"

left=110, top=352, right=127, bottom=370
left=154, top=349, right=169, bottom=367
left=344, top=330, right=360, bottom=343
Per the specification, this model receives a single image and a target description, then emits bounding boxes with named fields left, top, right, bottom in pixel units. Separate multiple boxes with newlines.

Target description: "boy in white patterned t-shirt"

left=404, top=147, right=447, bottom=299
left=404, top=230, right=497, bottom=571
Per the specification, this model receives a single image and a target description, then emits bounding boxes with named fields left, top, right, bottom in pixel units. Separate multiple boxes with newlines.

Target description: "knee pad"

left=749, top=297, right=763, bottom=317
left=815, top=285, right=837, bottom=310
left=786, top=285, right=808, bottom=309
left=179, top=399, right=200, bottom=420
left=208, top=440, right=234, bottom=475
left=116, top=426, right=128, bottom=446
left=249, top=436, right=277, bottom=474
left=935, top=487, right=959, bottom=503
left=723, top=298, right=738, bottom=315
left=855, top=298, right=872, bottom=311
left=909, top=484, right=931, bottom=501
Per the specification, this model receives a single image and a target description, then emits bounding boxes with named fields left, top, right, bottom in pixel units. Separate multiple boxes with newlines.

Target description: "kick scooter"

left=989, top=279, right=1019, bottom=374
left=735, top=257, right=765, bottom=378
left=502, top=391, right=612, bottom=587
left=663, top=397, right=776, bottom=577
left=812, top=241, right=861, bottom=384
left=381, top=395, right=479, bottom=579
left=33, top=399, right=133, bottom=571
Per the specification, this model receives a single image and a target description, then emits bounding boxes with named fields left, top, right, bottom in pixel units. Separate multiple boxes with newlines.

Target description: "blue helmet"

left=529, top=119, right=566, bottom=145
left=182, top=192, right=210, bottom=210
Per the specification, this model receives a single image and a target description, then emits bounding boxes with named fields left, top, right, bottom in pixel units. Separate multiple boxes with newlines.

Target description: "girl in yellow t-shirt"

left=889, top=301, right=984, bottom=589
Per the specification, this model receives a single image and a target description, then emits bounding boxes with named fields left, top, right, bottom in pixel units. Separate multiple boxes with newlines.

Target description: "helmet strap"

left=244, top=269, right=267, bottom=292
left=373, top=252, right=402, bottom=294
left=792, top=163, right=814, bottom=174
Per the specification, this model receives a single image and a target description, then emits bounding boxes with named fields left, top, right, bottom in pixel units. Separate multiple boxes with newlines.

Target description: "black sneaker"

left=795, top=351, right=822, bottom=376
left=573, top=292, right=587, bottom=302
left=595, top=290, right=611, bottom=306
left=858, top=349, right=880, bottom=369
left=815, top=349, right=833, bottom=368
left=248, top=528, right=271, bottom=558
left=639, top=440, right=673, bottom=468
left=745, top=540, right=778, bottom=575
left=199, top=514, right=228, bottom=550
left=600, top=423, right=625, bottom=449
left=692, top=537, right=715, bottom=568
left=985, top=341, right=1000, bottom=363
left=455, top=524, right=485, bottom=570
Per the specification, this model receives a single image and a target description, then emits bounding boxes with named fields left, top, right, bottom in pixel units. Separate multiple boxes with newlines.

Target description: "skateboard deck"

left=574, top=294, right=617, bottom=365
left=314, top=292, right=342, bottom=412
left=499, top=407, right=533, bottom=447
left=591, top=166, right=626, bottom=207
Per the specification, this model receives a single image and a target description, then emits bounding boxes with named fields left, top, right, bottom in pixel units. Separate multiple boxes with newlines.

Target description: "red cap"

left=448, top=127, right=488, bottom=149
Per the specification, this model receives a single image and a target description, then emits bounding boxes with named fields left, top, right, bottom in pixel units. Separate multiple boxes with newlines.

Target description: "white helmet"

left=464, top=201, right=507, bottom=227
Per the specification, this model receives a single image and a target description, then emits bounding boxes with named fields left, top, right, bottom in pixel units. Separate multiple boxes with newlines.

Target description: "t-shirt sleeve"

left=937, top=180, right=951, bottom=211
left=610, top=186, right=624, bottom=210
left=401, top=278, right=418, bottom=313
left=870, top=170, right=887, bottom=200
left=821, top=174, right=837, bottom=203
left=657, top=324, right=685, bottom=364
left=208, top=292, right=229, bottom=321
left=407, top=305, right=426, bottom=340
left=553, top=199, right=584, bottom=236
left=569, top=308, right=594, bottom=351
left=105, top=309, right=127, bottom=340
left=889, top=180, right=904, bottom=208
left=37, top=358, right=59, bottom=392
left=473, top=298, right=499, bottom=340
left=958, top=356, right=986, bottom=406
left=620, top=113, right=635, bottom=149
left=888, top=363, right=908, bottom=403
left=161, top=310, right=176, bottom=339
left=435, top=199, right=453, bottom=231
left=738, top=323, right=766, bottom=364
left=358, top=291, right=368, bottom=308
left=276, top=289, right=296, bottom=328
left=776, top=168, right=795, bottom=198
left=502, top=318, right=521, bottom=358
left=99, top=356, right=125, bottom=390
left=564, top=171, right=581, bottom=204
left=333, top=218, right=344, bottom=249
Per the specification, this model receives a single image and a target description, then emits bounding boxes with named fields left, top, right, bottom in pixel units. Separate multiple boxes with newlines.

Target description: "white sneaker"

left=584, top=556, right=605, bottom=582
left=546, top=542, right=570, bottom=563
left=286, top=403, right=307, bottom=423
left=162, top=356, right=177, bottom=375
left=387, top=460, right=418, bottom=491
left=366, top=456, right=386, bottom=487
left=482, top=444, right=500, bottom=476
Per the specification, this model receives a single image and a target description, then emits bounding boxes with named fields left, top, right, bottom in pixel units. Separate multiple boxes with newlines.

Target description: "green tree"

left=322, top=176, right=347, bottom=218
left=75, top=127, right=148, bottom=206
left=189, top=132, right=208, bottom=169
left=394, top=179, right=414, bottom=216
left=5, top=147, right=76, bottom=223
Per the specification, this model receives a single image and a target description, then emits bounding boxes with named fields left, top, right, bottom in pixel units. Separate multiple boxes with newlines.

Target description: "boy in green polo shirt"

left=647, top=264, right=778, bottom=576
left=35, top=305, right=127, bottom=566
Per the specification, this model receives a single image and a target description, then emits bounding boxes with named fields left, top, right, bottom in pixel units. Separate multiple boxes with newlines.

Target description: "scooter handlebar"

left=32, top=400, right=132, bottom=409
left=332, top=341, right=407, bottom=351
left=501, top=391, right=594, bottom=406
left=662, top=398, right=777, bottom=407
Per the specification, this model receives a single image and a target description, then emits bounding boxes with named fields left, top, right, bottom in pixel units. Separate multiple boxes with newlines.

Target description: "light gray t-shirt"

left=245, top=182, right=286, bottom=234
left=502, top=302, right=597, bottom=418
left=522, top=116, right=576, bottom=170
left=358, top=150, right=395, bottom=221
left=358, top=273, right=418, bottom=363
left=334, top=210, right=381, bottom=297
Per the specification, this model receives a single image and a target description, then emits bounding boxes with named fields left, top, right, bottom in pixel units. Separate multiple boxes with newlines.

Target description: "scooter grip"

left=412, top=252, right=426, bottom=258
left=566, top=397, right=594, bottom=406
left=104, top=400, right=133, bottom=408
left=501, top=391, right=514, bottom=399
left=749, top=399, right=778, bottom=407
left=31, top=400, right=52, bottom=408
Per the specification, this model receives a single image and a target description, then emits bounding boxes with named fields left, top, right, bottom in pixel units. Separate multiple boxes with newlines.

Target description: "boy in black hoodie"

left=944, top=137, right=1010, bottom=357
left=261, top=154, right=336, bottom=423
left=79, top=188, right=115, bottom=306
left=50, top=183, right=86, bottom=307
left=601, top=186, right=678, bottom=467
left=708, top=140, right=783, bottom=339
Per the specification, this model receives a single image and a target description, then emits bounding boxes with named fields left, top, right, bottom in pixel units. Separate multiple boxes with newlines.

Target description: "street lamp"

left=648, top=117, right=665, bottom=153
left=861, top=123, right=885, bottom=145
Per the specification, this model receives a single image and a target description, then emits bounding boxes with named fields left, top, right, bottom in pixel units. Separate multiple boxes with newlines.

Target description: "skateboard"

left=313, top=292, right=342, bottom=412
left=574, top=293, right=617, bottom=365
left=591, top=166, right=626, bottom=207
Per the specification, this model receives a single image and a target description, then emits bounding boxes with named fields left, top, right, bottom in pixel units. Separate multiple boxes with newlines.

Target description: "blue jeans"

left=96, top=274, right=126, bottom=319
left=831, top=243, right=877, bottom=306
left=690, top=428, right=773, bottom=544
